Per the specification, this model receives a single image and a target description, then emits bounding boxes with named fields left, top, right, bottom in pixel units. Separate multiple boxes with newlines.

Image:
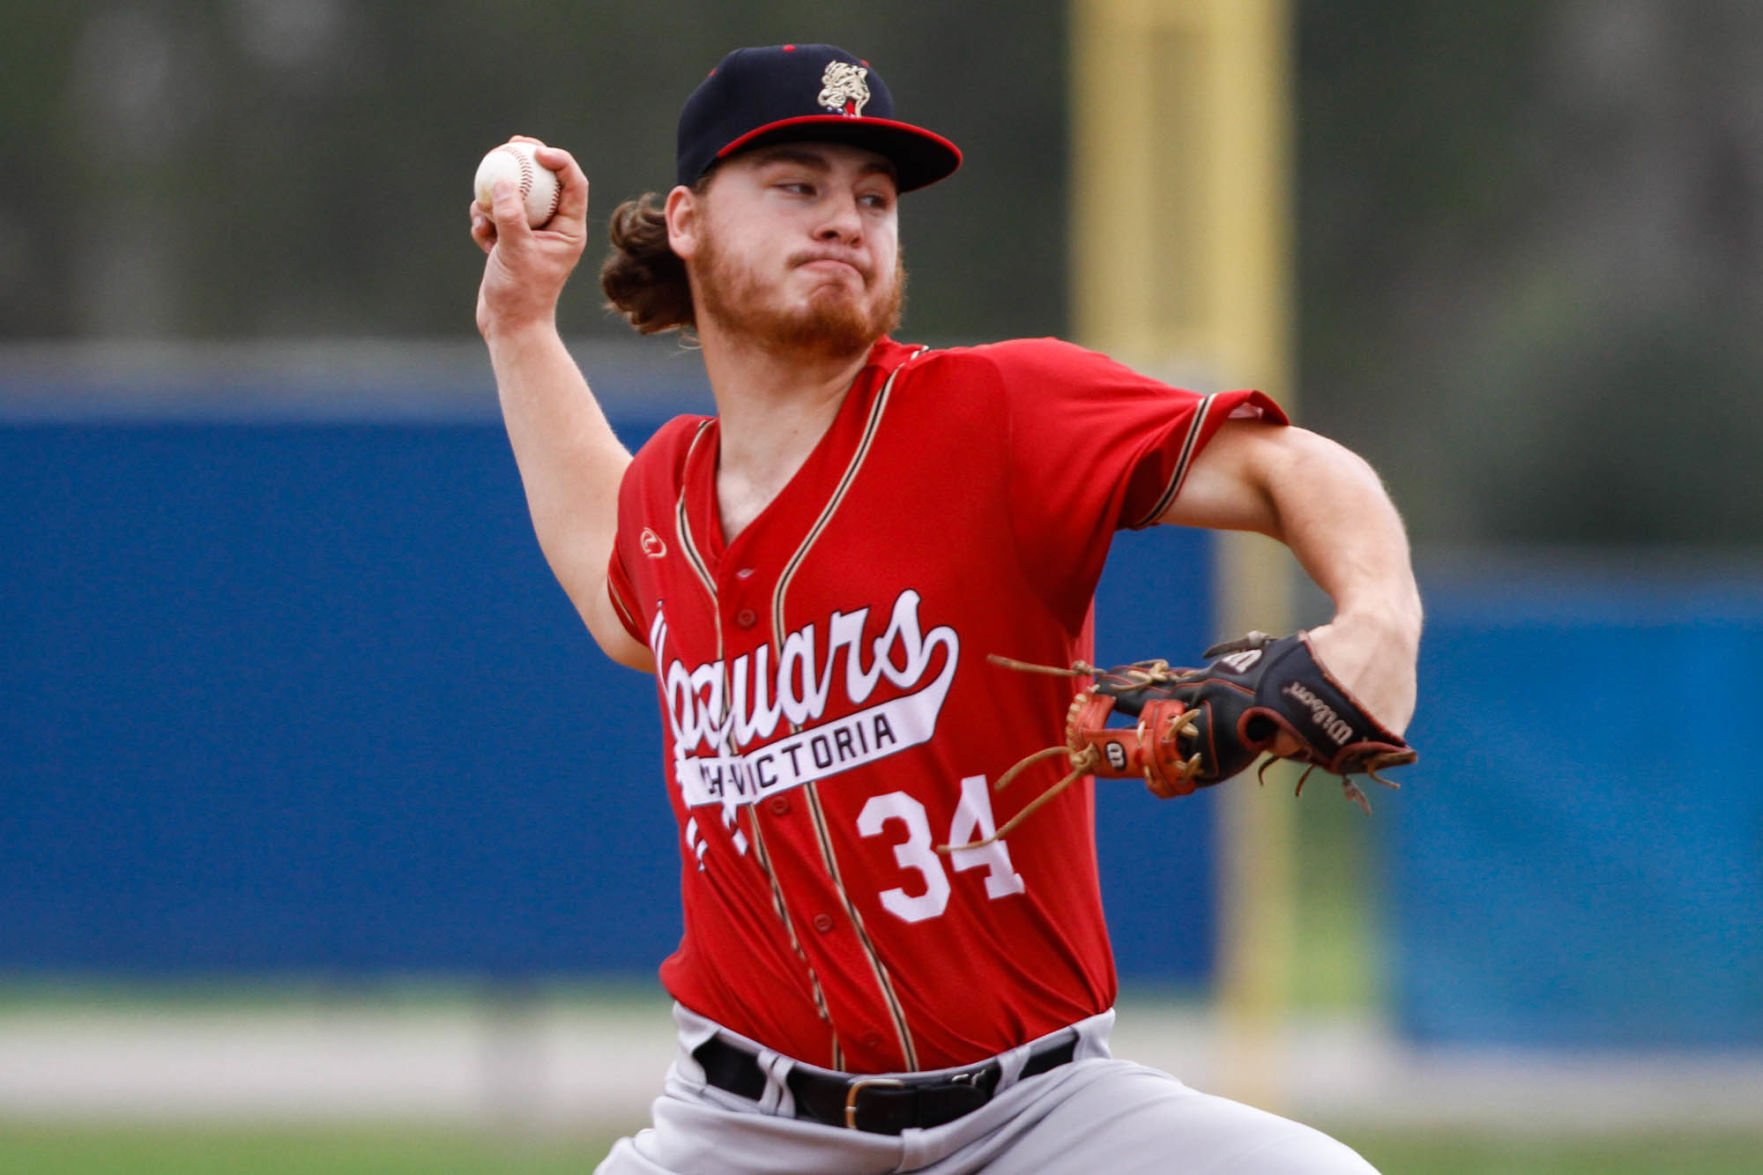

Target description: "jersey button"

left=812, top=913, right=835, bottom=933
left=862, top=1032, right=884, bottom=1049
left=735, top=608, right=758, bottom=628
left=768, top=797, right=790, bottom=816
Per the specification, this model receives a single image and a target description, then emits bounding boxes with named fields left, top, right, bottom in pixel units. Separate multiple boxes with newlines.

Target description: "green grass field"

left=1344, top=1127, right=1763, bottom=1174
left=0, top=1125, right=611, bottom=1174
left=5, top=1123, right=1763, bottom=1174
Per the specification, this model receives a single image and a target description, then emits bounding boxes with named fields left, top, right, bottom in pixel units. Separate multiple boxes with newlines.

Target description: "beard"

left=692, top=225, right=906, bottom=361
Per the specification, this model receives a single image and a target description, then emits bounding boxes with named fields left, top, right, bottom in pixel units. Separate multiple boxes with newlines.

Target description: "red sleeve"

left=606, top=541, right=645, bottom=645
left=1116, top=386, right=1287, bottom=530
left=603, top=415, right=708, bottom=649
left=974, top=338, right=1287, bottom=615
left=982, top=337, right=1285, bottom=528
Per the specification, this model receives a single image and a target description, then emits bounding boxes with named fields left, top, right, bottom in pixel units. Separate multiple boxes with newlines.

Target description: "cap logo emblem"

left=818, top=61, right=870, bottom=117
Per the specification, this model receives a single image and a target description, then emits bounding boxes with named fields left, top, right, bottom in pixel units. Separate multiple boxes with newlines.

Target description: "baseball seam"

left=499, top=144, right=561, bottom=224
left=502, top=144, right=536, bottom=199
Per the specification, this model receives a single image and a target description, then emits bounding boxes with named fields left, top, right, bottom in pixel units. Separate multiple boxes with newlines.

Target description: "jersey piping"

left=773, top=349, right=927, bottom=637
left=771, top=346, right=928, bottom=1070
left=674, top=421, right=721, bottom=600
left=1130, top=392, right=1218, bottom=528
left=673, top=417, right=846, bottom=1061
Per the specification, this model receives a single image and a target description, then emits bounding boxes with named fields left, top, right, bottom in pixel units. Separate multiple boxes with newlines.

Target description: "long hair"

left=600, top=187, right=701, bottom=336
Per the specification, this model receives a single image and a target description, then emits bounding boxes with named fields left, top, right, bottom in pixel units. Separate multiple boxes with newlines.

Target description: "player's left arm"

left=1158, top=419, right=1422, bottom=735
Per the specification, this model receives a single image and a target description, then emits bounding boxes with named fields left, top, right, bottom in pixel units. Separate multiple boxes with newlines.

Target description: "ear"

left=665, top=185, right=701, bottom=261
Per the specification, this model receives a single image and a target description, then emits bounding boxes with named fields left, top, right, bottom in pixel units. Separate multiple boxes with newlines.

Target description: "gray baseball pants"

left=595, top=1005, right=1377, bottom=1174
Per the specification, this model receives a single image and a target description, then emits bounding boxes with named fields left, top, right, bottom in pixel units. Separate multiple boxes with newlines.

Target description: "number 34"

left=856, top=776, right=1026, bottom=923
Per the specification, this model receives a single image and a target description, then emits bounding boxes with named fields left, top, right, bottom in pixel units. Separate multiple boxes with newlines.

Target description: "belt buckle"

left=843, top=1076, right=905, bottom=1130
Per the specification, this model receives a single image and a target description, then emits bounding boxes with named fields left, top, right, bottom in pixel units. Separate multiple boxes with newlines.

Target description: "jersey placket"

left=693, top=353, right=928, bottom=1072
left=671, top=423, right=847, bottom=1063
left=763, top=356, right=926, bottom=1072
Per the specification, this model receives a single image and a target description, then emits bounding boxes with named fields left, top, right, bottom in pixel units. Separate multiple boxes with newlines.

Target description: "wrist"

left=478, top=306, right=560, bottom=347
left=1307, top=605, right=1421, bottom=735
left=1325, top=599, right=1422, bottom=655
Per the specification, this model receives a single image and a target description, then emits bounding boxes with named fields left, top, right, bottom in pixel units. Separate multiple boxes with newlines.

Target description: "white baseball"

left=474, top=141, right=561, bottom=228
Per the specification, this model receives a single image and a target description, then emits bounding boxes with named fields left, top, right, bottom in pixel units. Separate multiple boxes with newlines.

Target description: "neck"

left=698, top=326, right=880, bottom=540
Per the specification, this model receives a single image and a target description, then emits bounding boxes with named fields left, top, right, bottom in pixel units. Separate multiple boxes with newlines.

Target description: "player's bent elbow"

left=578, top=591, right=655, bottom=672
left=538, top=555, right=654, bottom=671
left=596, top=628, right=656, bottom=672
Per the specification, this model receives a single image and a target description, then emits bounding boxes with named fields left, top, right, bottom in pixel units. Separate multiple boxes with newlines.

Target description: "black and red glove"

left=1088, top=630, right=1416, bottom=808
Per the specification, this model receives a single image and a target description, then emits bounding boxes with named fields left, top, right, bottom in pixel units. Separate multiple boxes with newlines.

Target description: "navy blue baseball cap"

left=676, top=44, right=962, bottom=192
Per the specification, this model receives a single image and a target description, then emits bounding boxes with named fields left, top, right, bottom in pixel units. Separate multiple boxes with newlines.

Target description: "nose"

left=814, top=189, right=864, bottom=244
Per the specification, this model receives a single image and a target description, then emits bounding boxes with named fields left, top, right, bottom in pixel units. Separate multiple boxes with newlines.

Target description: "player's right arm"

left=470, top=140, right=652, bottom=671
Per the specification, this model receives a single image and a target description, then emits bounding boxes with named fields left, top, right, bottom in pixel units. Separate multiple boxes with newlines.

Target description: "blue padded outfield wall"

left=1391, top=564, right=1763, bottom=1048
left=11, top=366, right=1758, bottom=1048
left=0, top=377, right=1218, bottom=983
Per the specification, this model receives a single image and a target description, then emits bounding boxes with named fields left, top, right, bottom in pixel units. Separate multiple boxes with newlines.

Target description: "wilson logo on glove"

left=1281, top=681, right=1355, bottom=746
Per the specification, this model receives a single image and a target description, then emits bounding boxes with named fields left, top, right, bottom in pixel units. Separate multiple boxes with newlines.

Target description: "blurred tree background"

left=3, top=0, right=1760, bottom=550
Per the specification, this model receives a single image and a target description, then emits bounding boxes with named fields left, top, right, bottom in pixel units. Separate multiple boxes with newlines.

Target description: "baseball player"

left=469, top=43, right=1419, bottom=1175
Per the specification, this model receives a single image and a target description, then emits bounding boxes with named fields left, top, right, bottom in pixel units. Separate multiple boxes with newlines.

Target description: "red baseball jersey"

left=607, top=336, right=1284, bottom=1074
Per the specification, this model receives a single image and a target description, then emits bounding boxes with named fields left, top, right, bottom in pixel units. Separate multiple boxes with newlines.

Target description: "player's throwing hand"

left=470, top=138, right=590, bottom=337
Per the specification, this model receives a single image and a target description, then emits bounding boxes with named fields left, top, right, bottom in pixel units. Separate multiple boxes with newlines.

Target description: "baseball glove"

left=1089, top=631, right=1416, bottom=809
left=950, top=632, right=1415, bottom=851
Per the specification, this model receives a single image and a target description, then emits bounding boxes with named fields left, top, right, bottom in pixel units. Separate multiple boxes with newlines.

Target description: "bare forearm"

left=488, top=321, right=630, bottom=559
left=1264, top=432, right=1422, bottom=730
left=1268, top=433, right=1421, bottom=635
left=1172, top=423, right=1421, bottom=730
left=481, top=321, right=650, bottom=669
left=471, top=140, right=649, bottom=670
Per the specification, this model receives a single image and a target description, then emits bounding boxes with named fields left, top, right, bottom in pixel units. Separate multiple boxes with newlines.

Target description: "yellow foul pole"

left=1070, top=0, right=1296, bottom=1109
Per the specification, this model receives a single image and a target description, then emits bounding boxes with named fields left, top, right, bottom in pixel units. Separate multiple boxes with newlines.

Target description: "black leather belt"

left=692, top=1032, right=1078, bottom=1135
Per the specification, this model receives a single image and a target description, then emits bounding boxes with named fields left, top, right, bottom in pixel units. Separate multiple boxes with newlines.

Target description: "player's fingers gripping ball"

left=474, top=140, right=562, bottom=228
